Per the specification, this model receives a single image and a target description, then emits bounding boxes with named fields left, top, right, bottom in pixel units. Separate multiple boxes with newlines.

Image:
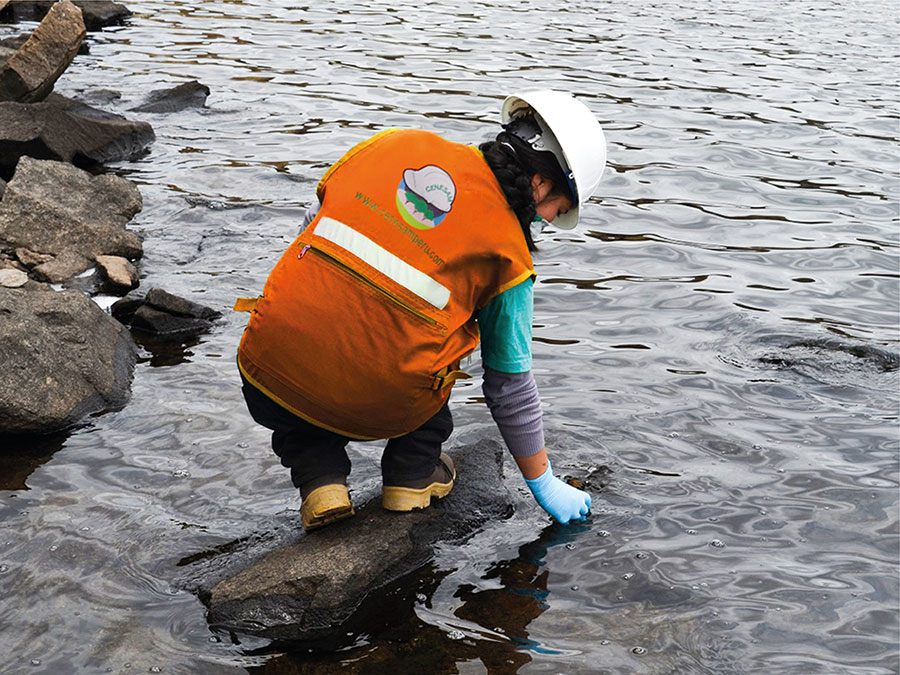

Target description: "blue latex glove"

left=525, top=463, right=591, bottom=524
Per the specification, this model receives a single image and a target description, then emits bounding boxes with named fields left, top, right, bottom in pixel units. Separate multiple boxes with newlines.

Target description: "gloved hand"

left=525, top=463, right=591, bottom=524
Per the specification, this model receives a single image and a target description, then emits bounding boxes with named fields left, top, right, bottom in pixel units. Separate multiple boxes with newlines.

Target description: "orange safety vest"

left=236, top=129, right=534, bottom=439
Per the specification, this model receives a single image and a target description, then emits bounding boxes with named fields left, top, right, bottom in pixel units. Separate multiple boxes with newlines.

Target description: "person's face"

left=530, top=174, right=573, bottom=223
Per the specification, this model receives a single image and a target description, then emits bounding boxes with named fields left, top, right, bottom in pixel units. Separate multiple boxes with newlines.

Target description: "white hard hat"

left=501, top=91, right=606, bottom=229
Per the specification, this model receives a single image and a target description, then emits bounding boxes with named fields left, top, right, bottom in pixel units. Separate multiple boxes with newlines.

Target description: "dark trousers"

left=240, top=374, right=453, bottom=490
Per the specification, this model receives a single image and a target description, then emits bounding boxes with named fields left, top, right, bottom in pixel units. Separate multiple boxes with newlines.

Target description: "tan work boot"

left=382, top=453, right=456, bottom=512
left=300, top=483, right=355, bottom=531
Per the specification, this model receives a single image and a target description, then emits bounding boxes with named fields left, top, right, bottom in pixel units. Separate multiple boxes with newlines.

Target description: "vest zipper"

left=307, top=247, right=444, bottom=330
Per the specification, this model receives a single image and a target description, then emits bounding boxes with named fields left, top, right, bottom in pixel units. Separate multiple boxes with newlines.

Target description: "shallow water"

left=1, top=1, right=898, bottom=672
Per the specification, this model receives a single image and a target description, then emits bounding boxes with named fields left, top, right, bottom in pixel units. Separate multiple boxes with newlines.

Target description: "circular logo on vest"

left=395, top=165, right=456, bottom=230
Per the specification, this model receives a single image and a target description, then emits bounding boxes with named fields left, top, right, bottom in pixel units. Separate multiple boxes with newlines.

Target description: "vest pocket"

left=307, top=245, right=447, bottom=333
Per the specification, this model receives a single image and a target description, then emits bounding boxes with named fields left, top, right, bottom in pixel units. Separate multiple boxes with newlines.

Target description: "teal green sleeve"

left=476, top=279, right=534, bottom=373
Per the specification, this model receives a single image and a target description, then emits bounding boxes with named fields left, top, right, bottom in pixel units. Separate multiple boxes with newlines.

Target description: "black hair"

left=479, top=115, right=571, bottom=252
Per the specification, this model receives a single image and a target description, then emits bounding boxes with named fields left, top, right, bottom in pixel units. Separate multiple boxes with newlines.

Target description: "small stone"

left=95, top=254, right=138, bottom=292
left=32, top=250, right=92, bottom=284
left=14, top=248, right=53, bottom=268
left=0, top=268, right=27, bottom=287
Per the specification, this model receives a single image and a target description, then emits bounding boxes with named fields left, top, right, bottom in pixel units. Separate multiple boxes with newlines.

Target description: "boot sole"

left=303, top=503, right=355, bottom=530
left=382, top=479, right=454, bottom=512
left=301, top=484, right=355, bottom=530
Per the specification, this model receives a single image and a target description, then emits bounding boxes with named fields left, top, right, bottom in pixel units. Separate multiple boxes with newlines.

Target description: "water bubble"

left=571, top=585, right=579, bottom=591
left=80, top=526, right=90, bottom=532
left=565, top=543, right=576, bottom=550
left=752, top=444, right=763, bottom=450
left=710, top=539, right=726, bottom=548
left=172, top=470, right=191, bottom=478
left=622, top=573, right=634, bottom=581
left=48, top=545, right=58, bottom=552
left=0, top=565, right=8, bottom=573
left=416, top=593, right=427, bottom=603
left=631, top=647, right=647, bottom=655
left=208, top=636, right=221, bottom=643
left=31, top=660, right=41, bottom=666
left=600, top=640, right=610, bottom=645
left=635, top=552, right=648, bottom=559
left=686, top=529, right=698, bottom=535
left=237, top=442, right=250, bottom=449
left=447, top=629, right=465, bottom=640
left=668, top=432, right=679, bottom=438
left=150, top=668, right=162, bottom=673
left=597, top=530, right=611, bottom=537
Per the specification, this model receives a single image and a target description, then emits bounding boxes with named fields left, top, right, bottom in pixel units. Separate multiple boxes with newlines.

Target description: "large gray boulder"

left=199, top=439, right=513, bottom=641
left=0, top=283, right=137, bottom=433
left=0, top=0, right=131, bottom=31
left=0, top=0, right=85, bottom=103
left=0, top=156, right=143, bottom=264
left=0, top=93, right=155, bottom=179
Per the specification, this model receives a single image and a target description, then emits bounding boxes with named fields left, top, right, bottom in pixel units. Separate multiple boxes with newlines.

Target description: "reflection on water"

left=0, top=0, right=898, bottom=672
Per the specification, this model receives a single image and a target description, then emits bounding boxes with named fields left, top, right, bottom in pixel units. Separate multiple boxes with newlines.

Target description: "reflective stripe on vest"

left=316, top=216, right=451, bottom=310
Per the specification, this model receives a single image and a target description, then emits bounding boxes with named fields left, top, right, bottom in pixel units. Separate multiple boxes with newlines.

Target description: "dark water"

left=1, top=1, right=898, bottom=672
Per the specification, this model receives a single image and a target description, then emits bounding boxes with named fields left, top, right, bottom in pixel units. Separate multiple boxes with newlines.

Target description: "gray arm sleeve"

left=482, top=367, right=545, bottom=457
left=298, top=202, right=320, bottom=234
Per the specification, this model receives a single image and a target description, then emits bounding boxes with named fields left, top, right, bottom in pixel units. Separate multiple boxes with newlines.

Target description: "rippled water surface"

left=1, top=1, right=898, bottom=673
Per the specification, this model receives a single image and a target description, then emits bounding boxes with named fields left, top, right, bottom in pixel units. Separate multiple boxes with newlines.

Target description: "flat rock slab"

left=0, top=92, right=155, bottom=179
left=112, top=287, right=222, bottom=340
left=0, top=156, right=142, bottom=263
left=0, top=0, right=85, bottom=103
left=0, top=283, right=137, bottom=433
left=201, top=439, right=513, bottom=641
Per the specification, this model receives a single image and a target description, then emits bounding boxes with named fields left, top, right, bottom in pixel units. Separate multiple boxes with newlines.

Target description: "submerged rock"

left=0, top=0, right=131, bottom=31
left=0, top=0, right=85, bottom=103
left=0, top=93, right=155, bottom=179
left=130, top=80, right=210, bottom=113
left=112, top=287, right=222, bottom=340
left=0, top=283, right=137, bottom=433
left=0, top=156, right=142, bottom=268
left=199, top=439, right=513, bottom=641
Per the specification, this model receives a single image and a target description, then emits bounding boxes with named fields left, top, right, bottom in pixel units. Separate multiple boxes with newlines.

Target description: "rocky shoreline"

left=0, top=1, right=215, bottom=433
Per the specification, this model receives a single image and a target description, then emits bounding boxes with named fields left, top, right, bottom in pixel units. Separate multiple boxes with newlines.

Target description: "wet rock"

left=0, top=157, right=142, bottom=272
left=80, top=87, right=120, bottom=105
left=0, top=268, right=26, bottom=287
left=0, top=0, right=131, bottom=32
left=112, top=287, right=221, bottom=340
left=31, top=250, right=92, bottom=284
left=0, top=283, right=137, bottom=433
left=130, top=81, right=210, bottom=113
left=0, top=0, right=85, bottom=103
left=0, top=175, right=4, bottom=199
left=0, top=93, right=155, bottom=180
left=95, top=254, right=138, bottom=293
left=201, top=439, right=513, bottom=641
